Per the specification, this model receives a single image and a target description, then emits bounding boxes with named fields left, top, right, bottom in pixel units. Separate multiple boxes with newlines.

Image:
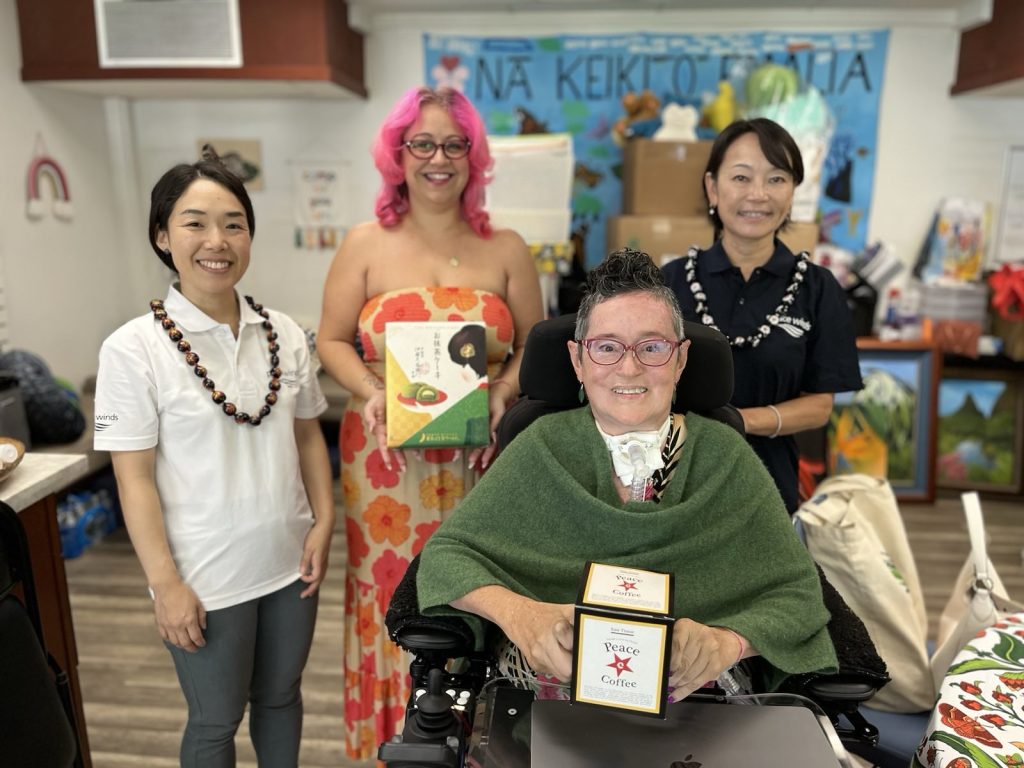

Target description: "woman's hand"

left=363, top=390, right=407, bottom=472
left=667, top=619, right=745, bottom=701
left=299, top=519, right=333, bottom=598
left=504, top=600, right=576, bottom=681
left=152, top=580, right=207, bottom=652
left=452, top=586, right=575, bottom=681
left=468, top=380, right=515, bottom=471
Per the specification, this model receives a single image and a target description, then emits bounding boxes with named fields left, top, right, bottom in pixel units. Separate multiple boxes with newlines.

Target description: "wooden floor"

left=64, top=490, right=1022, bottom=767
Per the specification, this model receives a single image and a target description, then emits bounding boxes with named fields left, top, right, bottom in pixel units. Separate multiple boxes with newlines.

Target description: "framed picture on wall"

left=936, top=368, right=1024, bottom=493
left=827, top=340, right=939, bottom=502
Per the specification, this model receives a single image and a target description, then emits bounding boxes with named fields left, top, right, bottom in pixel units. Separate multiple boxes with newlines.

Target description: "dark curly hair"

left=574, top=248, right=684, bottom=342
left=148, top=144, right=255, bottom=272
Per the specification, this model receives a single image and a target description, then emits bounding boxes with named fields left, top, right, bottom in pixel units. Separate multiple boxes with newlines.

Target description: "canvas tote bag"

left=930, top=491, right=1024, bottom=690
left=795, top=474, right=935, bottom=712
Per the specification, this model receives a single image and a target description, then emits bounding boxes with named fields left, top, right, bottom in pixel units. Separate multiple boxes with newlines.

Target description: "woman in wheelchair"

left=416, top=248, right=839, bottom=702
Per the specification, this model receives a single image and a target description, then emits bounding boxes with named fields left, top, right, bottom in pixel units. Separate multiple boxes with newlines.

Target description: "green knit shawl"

left=418, top=407, right=837, bottom=683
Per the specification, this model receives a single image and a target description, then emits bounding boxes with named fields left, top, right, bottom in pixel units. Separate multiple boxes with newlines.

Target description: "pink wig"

left=372, top=86, right=493, bottom=238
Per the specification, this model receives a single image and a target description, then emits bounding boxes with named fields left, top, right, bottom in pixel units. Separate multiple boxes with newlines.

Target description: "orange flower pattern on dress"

left=340, top=410, right=366, bottom=465
left=370, top=549, right=410, bottom=612
left=341, top=287, right=513, bottom=760
left=430, top=286, right=480, bottom=311
left=365, top=448, right=401, bottom=489
left=345, top=516, right=369, bottom=570
left=419, top=469, right=464, bottom=513
left=363, top=496, right=411, bottom=546
left=356, top=602, right=380, bottom=646
left=340, top=469, right=360, bottom=511
left=424, top=448, right=458, bottom=464
left=482, top=292, right=514, bottom=343
left=372, top=293, right=432, bottom=335
left=412, top=520, right=441, bottom=556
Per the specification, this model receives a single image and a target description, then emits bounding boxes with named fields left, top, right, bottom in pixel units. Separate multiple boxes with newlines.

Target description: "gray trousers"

left=165, top=578, right=319, bottom=768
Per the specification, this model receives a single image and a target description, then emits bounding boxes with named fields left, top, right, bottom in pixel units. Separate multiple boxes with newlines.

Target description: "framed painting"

left=827, top=340, right=939, bottom=502
left=936, top=367, right=1024, bottom=493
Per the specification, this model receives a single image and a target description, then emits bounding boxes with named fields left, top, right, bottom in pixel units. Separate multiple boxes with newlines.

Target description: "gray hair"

left=575, top=248, right=685, bottom=343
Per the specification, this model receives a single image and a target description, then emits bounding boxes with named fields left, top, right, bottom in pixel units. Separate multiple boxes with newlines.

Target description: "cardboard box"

left=607, top=215, right=820, bottom=267
left=622, top=139, right=713, bottom=217
left=384, top=321, right=490, bottom=448
left=607, top=215, right=714, bottom=265
left=571, top=562, right=674, bottom=718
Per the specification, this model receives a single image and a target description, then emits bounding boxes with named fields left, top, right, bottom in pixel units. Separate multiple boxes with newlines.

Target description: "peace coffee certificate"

left=580, top=562, right=672, bottom=615
left=573, top=613, right=669, bottom=716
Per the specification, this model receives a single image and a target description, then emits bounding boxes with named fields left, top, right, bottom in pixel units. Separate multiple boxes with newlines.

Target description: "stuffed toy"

left=653, top=103, right=699, bottom=142
left=612, top=89, right=661, bottom=145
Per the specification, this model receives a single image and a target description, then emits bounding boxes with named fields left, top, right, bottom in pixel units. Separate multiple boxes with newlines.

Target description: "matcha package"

left=384, top=321, right=490, bottom=448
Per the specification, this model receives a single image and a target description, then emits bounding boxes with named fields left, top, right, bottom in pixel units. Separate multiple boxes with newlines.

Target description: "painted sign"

left=425, top=30, right=889, bottom=267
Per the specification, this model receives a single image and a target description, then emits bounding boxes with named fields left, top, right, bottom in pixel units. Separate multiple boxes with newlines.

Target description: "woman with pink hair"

left=317, top=86, right=543, bottom=759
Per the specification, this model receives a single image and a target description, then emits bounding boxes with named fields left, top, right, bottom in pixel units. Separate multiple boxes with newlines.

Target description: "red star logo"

left=617, top=580, right=638, bottom=591
left=607, top=653, right=634, bottom=677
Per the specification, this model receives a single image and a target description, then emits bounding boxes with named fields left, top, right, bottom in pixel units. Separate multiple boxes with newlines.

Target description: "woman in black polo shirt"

left=662, top=118, right=862, bottom=513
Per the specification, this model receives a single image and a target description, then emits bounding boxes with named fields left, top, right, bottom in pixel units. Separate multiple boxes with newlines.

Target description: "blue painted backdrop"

left=424, top=30, right=889, bottom=267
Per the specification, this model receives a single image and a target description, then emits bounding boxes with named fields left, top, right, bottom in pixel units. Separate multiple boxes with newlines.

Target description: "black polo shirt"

left=662, top=238, right=863, bottom=512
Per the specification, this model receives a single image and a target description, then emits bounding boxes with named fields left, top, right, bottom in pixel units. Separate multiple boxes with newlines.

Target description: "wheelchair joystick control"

left=407, top=668, right=460, bottom=742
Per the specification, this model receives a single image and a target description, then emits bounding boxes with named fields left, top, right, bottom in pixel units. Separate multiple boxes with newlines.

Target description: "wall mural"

left=424, top=30, right=889, bottom=268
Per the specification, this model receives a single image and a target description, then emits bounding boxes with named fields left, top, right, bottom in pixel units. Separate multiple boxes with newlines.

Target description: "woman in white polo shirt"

left=93, top=148, right=334, bottom=768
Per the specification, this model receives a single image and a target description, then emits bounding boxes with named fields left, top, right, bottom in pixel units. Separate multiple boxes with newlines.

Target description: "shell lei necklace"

left=149, top=295, right=281, bottom=426
left=682, top=245, right=810, bottom=349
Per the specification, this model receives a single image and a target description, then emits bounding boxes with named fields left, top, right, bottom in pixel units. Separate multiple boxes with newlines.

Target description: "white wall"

left=0, top=2, right=133, bottom=390
left=6, top=5, right=1024, bottom=389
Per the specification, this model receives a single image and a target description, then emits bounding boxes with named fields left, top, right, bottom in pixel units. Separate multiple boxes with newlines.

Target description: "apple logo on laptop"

left=671, top=757, right=701, bottom=768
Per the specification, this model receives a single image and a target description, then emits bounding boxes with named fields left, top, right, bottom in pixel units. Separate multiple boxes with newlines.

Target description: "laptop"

left=530, top=697, right=842, bottom=767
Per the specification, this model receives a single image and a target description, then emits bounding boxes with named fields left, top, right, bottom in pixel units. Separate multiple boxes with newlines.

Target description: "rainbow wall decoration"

left=26, top=154, right=73, bottom=220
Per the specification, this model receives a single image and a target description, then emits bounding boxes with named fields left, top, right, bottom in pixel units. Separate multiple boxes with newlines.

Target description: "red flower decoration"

left=359, top=329, right=378, bottom=362
left=412, top=520, right=441, bottom=556
left=340, top=410, right=367, bottom=464
left=372, top=293, right=431, bottom=334
left=981, top=714, right=1008, bottom=728
left=424, top=448, right=458, bottom=464
left=958, top=682, right=982, bottom=696
left=346, top=516, right=370, bottom=569
left=999, top=672, right=1024, bottom=690
left=938, top=703, right=1002, bottom=748
left=993, top=690, right=1013, bottom=704
left=482, top=293, right=514, bottom=343
left=365, top=448, right=401, bottom=489
left=962, top=699, right=983, bottom=711
left=371, top=549, right=410, bottom=613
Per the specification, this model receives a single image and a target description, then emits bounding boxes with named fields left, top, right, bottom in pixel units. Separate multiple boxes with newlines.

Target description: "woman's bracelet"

left=766, top=404, right=782, bottom=439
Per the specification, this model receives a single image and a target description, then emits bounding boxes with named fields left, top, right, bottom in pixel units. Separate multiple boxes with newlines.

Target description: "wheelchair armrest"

left=385, top=553, right=476, bottom=656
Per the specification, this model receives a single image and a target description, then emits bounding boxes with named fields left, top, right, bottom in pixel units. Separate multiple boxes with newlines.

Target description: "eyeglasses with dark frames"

left=403, top=136, right=472, bottom=160
left=579, top=338, right=684, bottom=367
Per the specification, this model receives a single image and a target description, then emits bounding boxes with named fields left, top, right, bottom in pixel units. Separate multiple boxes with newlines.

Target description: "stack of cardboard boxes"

left=608, top=139, right=820, bottom=266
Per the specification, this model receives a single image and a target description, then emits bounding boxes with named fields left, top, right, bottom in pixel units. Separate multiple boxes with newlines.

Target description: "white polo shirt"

left=94, top=285, right=327, bottom=611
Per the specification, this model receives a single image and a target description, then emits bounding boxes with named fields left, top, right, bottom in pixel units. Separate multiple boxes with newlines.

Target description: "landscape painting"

left=936, top=369, right=1024, bottom=493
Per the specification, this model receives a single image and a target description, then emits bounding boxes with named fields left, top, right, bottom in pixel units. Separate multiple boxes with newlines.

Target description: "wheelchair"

left=378, top=314, right=891, bottom=767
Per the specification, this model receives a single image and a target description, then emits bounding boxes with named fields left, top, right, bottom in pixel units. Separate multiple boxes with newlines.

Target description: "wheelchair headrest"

left=518, top=313, right=734, bottom=413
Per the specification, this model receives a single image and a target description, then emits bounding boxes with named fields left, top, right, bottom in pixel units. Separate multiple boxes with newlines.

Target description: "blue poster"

left=424, top=30, right=888, bottom=267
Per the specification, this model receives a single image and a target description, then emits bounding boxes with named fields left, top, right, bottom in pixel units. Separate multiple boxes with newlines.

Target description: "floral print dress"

left=340, top=286, right=514, bottom=760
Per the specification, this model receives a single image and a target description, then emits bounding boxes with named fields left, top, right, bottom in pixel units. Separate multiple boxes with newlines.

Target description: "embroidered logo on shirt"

left=775, top=315, right=812, bottom=338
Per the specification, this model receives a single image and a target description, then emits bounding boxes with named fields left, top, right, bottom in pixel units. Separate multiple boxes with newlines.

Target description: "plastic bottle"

left=879, top=287, right=902, bottom=341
